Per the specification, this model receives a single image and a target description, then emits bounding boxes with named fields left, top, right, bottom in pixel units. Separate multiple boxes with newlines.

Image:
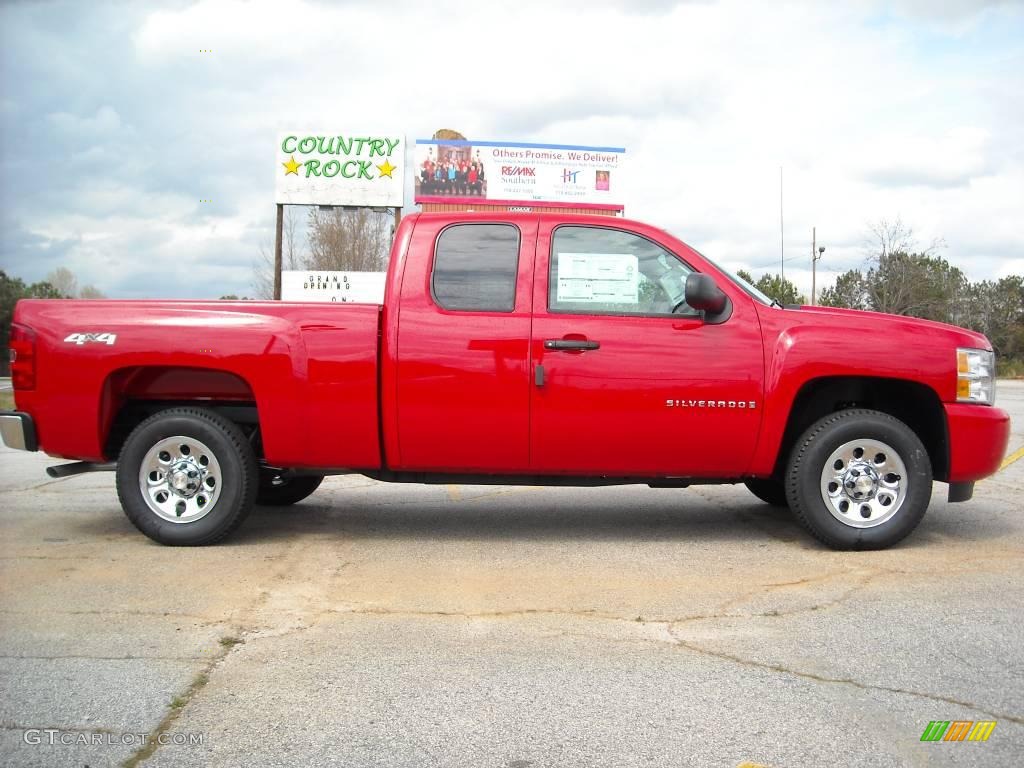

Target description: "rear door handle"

left=544, top=339, right=600, bottom=351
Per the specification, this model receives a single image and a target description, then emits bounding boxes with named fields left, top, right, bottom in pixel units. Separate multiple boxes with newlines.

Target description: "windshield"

left=680, top=244, right=777, bottom=307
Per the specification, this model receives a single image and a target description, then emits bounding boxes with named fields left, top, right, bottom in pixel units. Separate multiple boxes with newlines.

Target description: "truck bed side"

left=13, top=300, right=383, bottom=469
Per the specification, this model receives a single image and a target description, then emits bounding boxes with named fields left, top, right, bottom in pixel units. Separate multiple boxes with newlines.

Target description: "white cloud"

left=2, top=0, right=1023, bottom=299
left=47, top=105, right=126, bottom=136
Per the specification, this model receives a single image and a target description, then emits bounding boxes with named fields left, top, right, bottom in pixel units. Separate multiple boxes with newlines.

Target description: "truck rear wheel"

left=786, top=409, right=932, bottom=550
left=257, top=471, right=324, bottom=506
left=115, top=407, right=257, bottom=545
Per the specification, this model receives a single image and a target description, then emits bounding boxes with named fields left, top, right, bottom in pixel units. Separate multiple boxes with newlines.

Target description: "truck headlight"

left=957, top=348, right=995, bottom=405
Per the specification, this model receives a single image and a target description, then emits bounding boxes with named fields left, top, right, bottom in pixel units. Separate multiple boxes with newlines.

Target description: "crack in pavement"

left=666, top=626, right=1024, bottom=726
left=1, top=721, right=117, bottom=735
left=0, top=654, right=207, bottom=662
left=121, top=657, right=224, bottom=768
left=121, top=537, right=312, bottom=767
left=217, top=598, right=1024, bottom=728
left=224, top=566, right=1024, bottom=733
left=0, top=608, right=226, bottom=621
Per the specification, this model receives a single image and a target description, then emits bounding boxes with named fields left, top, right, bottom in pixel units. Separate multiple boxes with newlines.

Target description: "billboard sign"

left=281, top=271, right=386, bottom=304
left=414, top=139, right=624, bottom=210
left=275, top=132, right=405, bottom=207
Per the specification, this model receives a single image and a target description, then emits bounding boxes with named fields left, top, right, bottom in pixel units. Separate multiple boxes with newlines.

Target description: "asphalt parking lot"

left=1, top=383, right=1022, bottom=767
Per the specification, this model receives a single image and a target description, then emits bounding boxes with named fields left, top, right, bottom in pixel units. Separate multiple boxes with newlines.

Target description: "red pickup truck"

left=2, top=212, right=1010, bottom=549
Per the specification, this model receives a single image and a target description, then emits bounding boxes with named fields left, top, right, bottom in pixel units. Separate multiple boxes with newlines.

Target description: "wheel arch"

left=773, top=376, right=948, bottom=481
left=100, top=366, right=262, bottom=461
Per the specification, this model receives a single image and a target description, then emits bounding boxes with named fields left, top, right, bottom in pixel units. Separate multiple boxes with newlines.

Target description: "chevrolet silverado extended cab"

left=1, top=212, right=1011, bottom=548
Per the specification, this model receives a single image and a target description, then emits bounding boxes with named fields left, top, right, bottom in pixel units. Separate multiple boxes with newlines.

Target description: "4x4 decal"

left=63, top=332, right=117, bottom=346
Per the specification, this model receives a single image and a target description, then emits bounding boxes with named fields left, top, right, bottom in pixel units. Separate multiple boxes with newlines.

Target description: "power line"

left=747, top=254, right=803, bottom=270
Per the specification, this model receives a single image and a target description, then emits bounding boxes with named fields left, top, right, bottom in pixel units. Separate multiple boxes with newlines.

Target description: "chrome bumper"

left=0, top=411, right=37, bottom=452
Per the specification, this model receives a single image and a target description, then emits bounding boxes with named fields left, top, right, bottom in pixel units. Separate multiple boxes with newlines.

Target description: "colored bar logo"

left=920, top=720, right=996, bottom=742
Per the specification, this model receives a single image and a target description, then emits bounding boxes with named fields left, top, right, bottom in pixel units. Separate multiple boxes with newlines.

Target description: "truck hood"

left=787, top=305, right=992, bottom=351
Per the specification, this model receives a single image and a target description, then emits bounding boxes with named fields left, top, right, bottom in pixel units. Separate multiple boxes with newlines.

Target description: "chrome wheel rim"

left=820, top=438, right=907, bottom=528
left=138, top=436, right=222, bottom=524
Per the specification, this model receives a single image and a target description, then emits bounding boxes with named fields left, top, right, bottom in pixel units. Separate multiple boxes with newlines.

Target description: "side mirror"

left=685, top=273, right=727, bottom=315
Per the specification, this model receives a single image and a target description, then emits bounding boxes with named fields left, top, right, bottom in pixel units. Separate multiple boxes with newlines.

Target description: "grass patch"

left=218, top=636, right=243, bottom=648
left=0, top=391, right=13, bottom=410
left=999, top=359, right=1024, bottom=379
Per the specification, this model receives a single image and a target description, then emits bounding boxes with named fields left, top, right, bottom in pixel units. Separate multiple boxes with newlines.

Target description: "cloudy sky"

left=1, top=0, right=1022, bottom=299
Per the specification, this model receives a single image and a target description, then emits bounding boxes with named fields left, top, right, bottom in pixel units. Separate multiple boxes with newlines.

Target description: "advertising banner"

left=281, top=271, right=387, bottom=304
left=414, top=139, right=624, bottom=209
left=275, top=132, right=405, bottom=207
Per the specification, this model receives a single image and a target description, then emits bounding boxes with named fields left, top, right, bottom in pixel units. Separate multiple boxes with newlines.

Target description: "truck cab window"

left=432, top=223, right=520, bottom=312
left=549, top=226, right=696, bottom=316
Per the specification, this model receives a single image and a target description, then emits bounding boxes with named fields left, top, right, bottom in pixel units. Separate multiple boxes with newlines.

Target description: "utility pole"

left=273, top=204, right=284, bottom=300
left=780, top=167, right=784, bottom=282
left=811, top=227, right=825, bottom=305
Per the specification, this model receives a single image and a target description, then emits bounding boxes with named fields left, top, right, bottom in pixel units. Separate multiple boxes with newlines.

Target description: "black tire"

left=116, top=407, right=257, bottom=546
left=256, top=471, right=324, bottom=506
left=744, top=478, right=789, bottom=507
left=786, top=408, right=932, bottom=550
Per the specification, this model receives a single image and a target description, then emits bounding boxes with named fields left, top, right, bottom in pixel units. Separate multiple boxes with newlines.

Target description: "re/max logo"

left=501, top=166, right=535, bottom=176
left=921, top=720, right=996, bottom=742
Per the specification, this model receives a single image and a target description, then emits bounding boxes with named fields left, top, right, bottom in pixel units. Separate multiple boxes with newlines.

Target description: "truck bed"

left=12, top=299, right=383, bottom=469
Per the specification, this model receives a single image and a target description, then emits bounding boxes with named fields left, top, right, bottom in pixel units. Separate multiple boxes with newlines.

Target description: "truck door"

left=529, top=221, right=764, bottom=476
left=393, top=217, right=537, bottom=471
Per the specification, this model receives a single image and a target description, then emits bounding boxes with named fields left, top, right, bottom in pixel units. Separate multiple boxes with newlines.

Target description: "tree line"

left=738, top=220, right=1024, bottom=369
left=0, top=268, right=107, bottom=375
left=3, top=218, right=1021, bottom=377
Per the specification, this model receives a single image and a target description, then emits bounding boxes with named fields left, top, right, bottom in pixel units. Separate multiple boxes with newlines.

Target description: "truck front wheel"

left=115, top=407, right=257, bottom=545
left=786, top=409, right=932, bottom=550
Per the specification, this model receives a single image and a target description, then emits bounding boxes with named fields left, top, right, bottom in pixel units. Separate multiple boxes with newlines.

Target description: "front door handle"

left=544, top=339, right=600, bottom=351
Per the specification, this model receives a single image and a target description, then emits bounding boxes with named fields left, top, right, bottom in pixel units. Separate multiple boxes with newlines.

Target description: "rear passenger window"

left=432, top=224, right=520, bottom=312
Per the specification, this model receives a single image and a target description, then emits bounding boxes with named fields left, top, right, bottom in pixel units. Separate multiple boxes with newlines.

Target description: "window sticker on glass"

left=556, top=253, right=638, bottom=305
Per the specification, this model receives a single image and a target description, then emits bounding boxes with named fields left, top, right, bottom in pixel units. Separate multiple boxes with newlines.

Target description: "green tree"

left=78, top=285, right=107, bottom=299
left=1, top=271, right=65, bottom=376
left=754, top=273, right=804, bottom=305
left=45, top=267, right=77, bottom=298
left=817, top=219, right=1023, bottom=366
left=866, top=251, right=968, bottom=323
left=966, top=276, right=1024, bottom=360
left=820, top=269, right=870, bottom=310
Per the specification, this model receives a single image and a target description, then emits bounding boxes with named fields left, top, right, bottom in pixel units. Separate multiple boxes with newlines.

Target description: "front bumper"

left=945, top=402, right=1010, bottom=483
left=0, top=411, right=37, bottom=452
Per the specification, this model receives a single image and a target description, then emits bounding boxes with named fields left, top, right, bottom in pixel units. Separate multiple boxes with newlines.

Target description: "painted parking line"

left=1001, top=445, right=1024, bottom=471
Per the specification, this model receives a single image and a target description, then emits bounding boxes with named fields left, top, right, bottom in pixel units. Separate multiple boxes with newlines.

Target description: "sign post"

left=273, top=204, right=284, bottom=300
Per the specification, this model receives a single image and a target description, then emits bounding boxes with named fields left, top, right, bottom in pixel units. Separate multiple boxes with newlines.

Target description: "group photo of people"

left=416, top=148, right=487, bottom=197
